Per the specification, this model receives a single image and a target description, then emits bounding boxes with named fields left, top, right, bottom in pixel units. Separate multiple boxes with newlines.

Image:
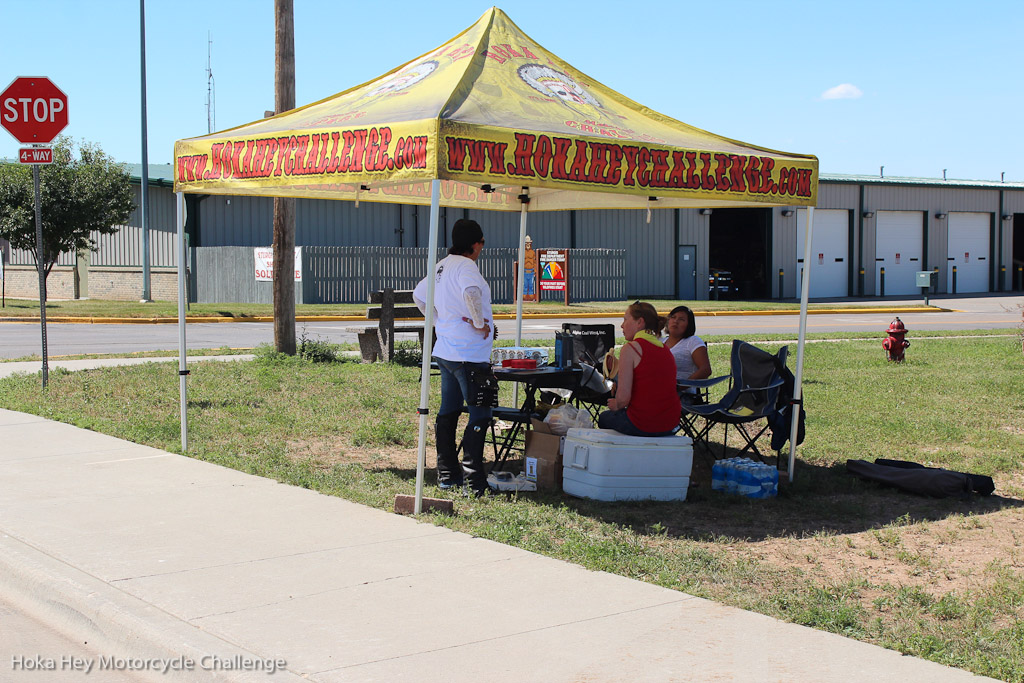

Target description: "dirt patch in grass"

left=286, top=436, right=422, bottom=472
left=750, top=506, right=1024, bottom=598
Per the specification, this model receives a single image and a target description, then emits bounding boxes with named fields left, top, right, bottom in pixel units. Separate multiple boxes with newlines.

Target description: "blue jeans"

left=598, top=409, right=677, bottom=437
left=436, top=358, right=493, bottom=423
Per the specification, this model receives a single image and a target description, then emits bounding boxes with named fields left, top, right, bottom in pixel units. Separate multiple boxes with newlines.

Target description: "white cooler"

left=562, top=428, right=693, bottom=502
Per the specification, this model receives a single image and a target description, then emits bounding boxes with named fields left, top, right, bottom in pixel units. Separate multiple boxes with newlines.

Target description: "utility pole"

left=273, top=0, right=296, bottom=354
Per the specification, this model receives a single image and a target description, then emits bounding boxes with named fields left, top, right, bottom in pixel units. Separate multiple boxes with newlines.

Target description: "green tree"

left=0, top=137, right=135, bottom=290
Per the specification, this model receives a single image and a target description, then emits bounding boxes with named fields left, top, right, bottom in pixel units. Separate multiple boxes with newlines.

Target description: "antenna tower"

left=206, top=33, right=216, bottom=133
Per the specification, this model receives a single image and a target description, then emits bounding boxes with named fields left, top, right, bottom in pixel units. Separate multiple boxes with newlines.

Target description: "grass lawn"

left=1, top=334, right=1022, bottom=681
left=0, top=296, right=936, bottom=319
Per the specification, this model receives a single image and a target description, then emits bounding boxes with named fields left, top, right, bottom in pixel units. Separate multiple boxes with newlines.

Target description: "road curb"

left=0, top=306, right=948, bottom=325
left=0, top=530, right=304, bottom=682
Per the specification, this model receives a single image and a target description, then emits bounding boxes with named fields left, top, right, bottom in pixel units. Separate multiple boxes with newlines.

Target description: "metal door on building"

left=946, top=212, right=989, bottom=293
left=677, top=245, right=696, bottom=300
left=796, top=209, right=848, bottom=298
left=875, top=211, right=923, bottom=295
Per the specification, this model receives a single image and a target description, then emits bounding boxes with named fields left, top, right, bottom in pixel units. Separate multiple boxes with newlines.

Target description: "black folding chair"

left=679, top=340, right=788, bottom=461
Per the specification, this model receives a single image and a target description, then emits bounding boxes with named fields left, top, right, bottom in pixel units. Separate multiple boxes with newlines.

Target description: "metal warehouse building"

left=2, top=165, right=1022, bottom=302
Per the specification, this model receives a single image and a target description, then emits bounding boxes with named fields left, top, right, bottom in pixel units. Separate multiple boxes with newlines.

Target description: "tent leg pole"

left=414, top=180, right=442, bottom=515
left=513, top=190, right=529, bottom=408
left=788, top=206, right=814, bottom=482
left=176, top=191, right=188, bottom=453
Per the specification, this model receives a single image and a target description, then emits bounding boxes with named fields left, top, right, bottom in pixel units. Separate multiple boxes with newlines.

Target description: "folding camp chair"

left=679, top=340, right=788, bottom=461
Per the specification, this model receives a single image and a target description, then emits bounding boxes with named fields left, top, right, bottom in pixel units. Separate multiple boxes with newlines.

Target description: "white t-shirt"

left=664, top=335, right=707, bottom=382
left=414, top=254, right=494, bottom=363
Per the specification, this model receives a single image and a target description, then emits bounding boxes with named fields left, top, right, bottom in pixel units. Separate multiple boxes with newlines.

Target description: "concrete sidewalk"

left=0, top=409, right=995, bottom=682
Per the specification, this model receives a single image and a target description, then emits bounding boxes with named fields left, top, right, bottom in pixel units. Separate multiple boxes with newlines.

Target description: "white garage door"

left=947, top=212, right=989, bottom=293
left=797, top=209, right=849, bottom=298
left=875, top=211, right=923, bottom=295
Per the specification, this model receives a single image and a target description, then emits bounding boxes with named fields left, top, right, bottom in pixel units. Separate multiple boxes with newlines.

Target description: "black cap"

left=450, top=218, right=483, bottom=254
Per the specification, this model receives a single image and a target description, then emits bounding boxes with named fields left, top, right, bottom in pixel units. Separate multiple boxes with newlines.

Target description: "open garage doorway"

left=708, top=208, right=771, bottom=299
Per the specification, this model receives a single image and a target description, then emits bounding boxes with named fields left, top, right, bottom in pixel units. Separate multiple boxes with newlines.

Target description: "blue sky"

left=2, top=0, right=1021, bottom=181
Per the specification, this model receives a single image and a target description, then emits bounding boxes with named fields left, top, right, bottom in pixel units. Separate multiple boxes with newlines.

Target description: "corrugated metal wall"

left=92, top=184, right=177, bottom=267
left=6, top=183, right=176, bottom=268
left=192, top=246, right=626, bottom=304
left=575, top=208, right=675, bottom=298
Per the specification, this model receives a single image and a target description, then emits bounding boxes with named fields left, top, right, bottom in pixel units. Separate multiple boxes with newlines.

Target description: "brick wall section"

left=2, top=266, right=178, bottom=302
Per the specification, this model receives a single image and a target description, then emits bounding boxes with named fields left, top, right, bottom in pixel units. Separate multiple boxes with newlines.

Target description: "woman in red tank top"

left=597, top=301, right=682, bottom=436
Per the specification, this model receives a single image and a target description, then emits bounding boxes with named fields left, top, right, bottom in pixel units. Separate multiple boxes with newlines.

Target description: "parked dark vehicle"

left=709, top=268, right=736, bottom=299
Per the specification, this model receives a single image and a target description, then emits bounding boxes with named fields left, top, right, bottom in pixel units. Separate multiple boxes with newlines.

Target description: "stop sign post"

left=1, top=77, right=68, bottom=387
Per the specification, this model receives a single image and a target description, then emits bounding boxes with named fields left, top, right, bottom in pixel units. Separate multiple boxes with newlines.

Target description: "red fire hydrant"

left=882, top=317, right=910, bottom=362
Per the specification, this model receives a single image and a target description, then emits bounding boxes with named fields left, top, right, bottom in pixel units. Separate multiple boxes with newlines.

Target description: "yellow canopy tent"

left=173, top=7, right=820, bottom=507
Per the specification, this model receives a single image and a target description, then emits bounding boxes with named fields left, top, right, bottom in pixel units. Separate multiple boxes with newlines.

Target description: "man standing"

left=413, top=219, right=494, bottom=496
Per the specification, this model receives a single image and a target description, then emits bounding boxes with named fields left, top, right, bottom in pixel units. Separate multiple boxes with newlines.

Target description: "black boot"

left=435, top=412, right=463, bottom=489
left=461, top=418, right=490, bottom=496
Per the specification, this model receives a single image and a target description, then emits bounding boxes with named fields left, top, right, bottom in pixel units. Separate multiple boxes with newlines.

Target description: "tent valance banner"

left=174, top=8, right=817, bottom=211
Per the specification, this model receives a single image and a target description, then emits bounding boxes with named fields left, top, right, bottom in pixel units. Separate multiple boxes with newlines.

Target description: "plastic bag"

left=543, top=404, right=593, bottom=435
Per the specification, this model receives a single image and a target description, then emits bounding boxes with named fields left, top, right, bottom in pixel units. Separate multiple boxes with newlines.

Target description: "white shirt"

left=664, top=334, right=707, bottom=382
left=414, top=254, right=494, bottom=363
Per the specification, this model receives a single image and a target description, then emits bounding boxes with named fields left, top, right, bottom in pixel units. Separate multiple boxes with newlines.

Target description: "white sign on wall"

left=254, top=247, right=301, bottom=282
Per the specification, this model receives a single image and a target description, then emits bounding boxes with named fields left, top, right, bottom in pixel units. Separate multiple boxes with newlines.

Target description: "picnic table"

left=345, top=288, right=426, bottom=363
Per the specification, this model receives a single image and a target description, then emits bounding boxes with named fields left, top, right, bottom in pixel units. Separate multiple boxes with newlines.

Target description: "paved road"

left=1, top=295, right=1020, bottom=360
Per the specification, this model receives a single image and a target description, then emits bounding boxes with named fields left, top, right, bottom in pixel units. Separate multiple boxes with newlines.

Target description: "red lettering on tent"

left=509, top=133, right=536, bottom=177
left=520, top=46, right=539, bottom=59
left=649, top=149, right=670, bottom=188
left=566, top=140, right=588, bottom=181
left=585, top=142, right=608, bottom=183
left=621, top=146, right=640, bottom=186
left=445, top=137, right=468, bottom=171
left=699, top=153, right=715, bottom=190
left=207, top=143, right=224, bottom=180
left=364, top=128, right=380, bottom=171
left=636, top=147, right=651, bottom=187
left=667, top=152, right=686, bottom=188
left=683, top=152, right=700, bottom=189
left=498, top=44, right=523, bottom=58
left=324, top=133, right=341, bottom=173
left=714, top=153, right=730, bottom=191
left=797, top=168, right=812, bottom=197
left=745, top=156, right=760, bottom=193
left=728, top=154, right=746, bottom=193
left=412, top=136, right=428, bottom=168
left=550, top=137, right=572, bottom=180
left=349, top=130, right=368, bottom=173
left=605, top=144, right=623, bottom=184
left=484, top=48, right=508, bottom=64
left=466, top=139, right=489, bottom=173
left=273, top=137, right=290, bottom=176
left=378, top=127, right=393, bottom=170
left=239, top=140, right=254, bottom=178
left=760, top=157, right=776, bottom=194
left=263, top=139, right=280, bottom=176
left=533, top=135, right=553, bottom=178
left=251, top=140, right=267, bottom=176
left=486, top=141, right=507, bottom=174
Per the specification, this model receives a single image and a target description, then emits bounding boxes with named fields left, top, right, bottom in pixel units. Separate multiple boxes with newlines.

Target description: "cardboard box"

left=524, top=419, right=563, bottom=491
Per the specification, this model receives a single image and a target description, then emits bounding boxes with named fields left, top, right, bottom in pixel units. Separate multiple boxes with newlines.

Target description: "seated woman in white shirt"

left=663, top=305, right=711, bottom=403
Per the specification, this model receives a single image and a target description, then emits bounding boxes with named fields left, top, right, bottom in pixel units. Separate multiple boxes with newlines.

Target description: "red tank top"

left=626, top=338, right=682, bottom=433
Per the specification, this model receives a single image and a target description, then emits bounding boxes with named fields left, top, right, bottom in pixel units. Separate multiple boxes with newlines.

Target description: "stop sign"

left=1, top=77, right=68, bottom=144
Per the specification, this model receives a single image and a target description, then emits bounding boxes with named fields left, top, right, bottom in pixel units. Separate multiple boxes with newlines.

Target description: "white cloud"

left=821, top=83, right=863, bottom=100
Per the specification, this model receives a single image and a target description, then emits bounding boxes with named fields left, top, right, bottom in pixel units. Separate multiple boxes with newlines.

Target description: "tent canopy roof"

left=173, top=7, right=817, bottom=211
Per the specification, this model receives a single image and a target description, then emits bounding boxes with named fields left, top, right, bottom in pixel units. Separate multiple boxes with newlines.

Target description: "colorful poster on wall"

left=539, top=249, right=567, bottom=291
